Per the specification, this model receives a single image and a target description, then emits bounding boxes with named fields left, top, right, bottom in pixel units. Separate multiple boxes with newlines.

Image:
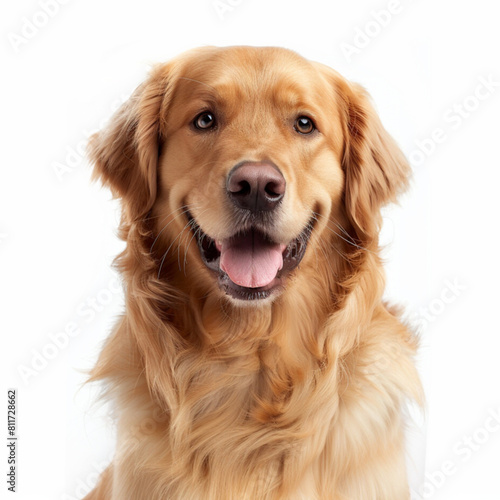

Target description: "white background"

left=1, top=0, right=499, bottom=499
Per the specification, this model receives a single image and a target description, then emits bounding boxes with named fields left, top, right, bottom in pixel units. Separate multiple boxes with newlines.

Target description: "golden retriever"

left=84, top=46, right=422, bottom=500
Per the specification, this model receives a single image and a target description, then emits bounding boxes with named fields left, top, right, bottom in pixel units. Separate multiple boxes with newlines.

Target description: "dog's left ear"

left=339, top=81, right=411, bottom=243
left=88, top=66, right=172, bottom=222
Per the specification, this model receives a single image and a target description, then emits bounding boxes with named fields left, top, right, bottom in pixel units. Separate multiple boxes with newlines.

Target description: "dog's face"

left=89, top=46, right=409, bottom=305
left=158, top=47, right=346, bottom=303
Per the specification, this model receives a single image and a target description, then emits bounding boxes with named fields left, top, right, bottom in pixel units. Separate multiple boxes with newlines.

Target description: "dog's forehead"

left=170, top=46, right=328, bottom=104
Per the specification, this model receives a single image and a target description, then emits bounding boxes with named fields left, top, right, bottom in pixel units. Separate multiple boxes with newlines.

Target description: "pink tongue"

left=219, top=231, right=286, bottom=288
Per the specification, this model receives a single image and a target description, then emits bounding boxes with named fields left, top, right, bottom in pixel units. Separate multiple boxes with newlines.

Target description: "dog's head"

left=89, top=46, right=409, bottom=305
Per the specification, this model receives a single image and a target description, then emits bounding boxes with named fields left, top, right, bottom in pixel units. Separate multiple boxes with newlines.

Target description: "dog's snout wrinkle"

left=227, top=162, right=286, bottom=213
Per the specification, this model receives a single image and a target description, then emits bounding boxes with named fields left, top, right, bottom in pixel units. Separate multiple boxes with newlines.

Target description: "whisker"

left=134, top=211, right=171, bottom=224
left=158, top=215, right=198, bottom=278
left=183, top=223, right=206, bottom=276
left=177, top=210, right=209, bottom=273
left=312, top=211, right=372, bottom=253
left=176, top=217, right=198, bottom=272
left=151, top=205, right=200, bottom=253
left=311, top=214, right=354, bottom=267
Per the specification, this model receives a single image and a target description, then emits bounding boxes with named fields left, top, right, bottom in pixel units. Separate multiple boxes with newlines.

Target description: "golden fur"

left=84, top=46, right=422, bottom=500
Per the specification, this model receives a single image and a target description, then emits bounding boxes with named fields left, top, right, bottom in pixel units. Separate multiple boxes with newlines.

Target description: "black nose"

left=226, top=162, right=286, bottom=212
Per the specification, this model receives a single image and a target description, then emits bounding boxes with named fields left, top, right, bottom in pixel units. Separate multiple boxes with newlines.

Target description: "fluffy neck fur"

left=89, top=217, right=415, bottom=499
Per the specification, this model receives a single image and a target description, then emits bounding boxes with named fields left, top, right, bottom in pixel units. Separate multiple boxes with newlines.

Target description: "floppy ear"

left=88, top=67, right=170, bottom=221
left=340, top=82, right=410, bottom=243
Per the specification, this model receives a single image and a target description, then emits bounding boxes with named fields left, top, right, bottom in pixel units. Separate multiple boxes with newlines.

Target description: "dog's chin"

left=186, top=212, right=313, bottom=304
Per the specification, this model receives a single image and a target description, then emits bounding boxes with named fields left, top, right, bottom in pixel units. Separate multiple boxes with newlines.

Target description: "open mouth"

left=186, top=212, right=313, bottom=301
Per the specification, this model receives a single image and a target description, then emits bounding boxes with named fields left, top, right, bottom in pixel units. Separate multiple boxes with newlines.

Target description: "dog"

left=84, top=46, right=422, bottom=499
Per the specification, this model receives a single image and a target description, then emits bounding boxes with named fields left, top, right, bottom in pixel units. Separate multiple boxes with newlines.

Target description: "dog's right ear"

left=88, top=66, right=172, bottom=221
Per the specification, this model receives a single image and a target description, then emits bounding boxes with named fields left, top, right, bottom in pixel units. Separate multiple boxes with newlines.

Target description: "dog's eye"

left=194, top=112, right=216, bottom=130
left=294, top=116, right=315, bottom=135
